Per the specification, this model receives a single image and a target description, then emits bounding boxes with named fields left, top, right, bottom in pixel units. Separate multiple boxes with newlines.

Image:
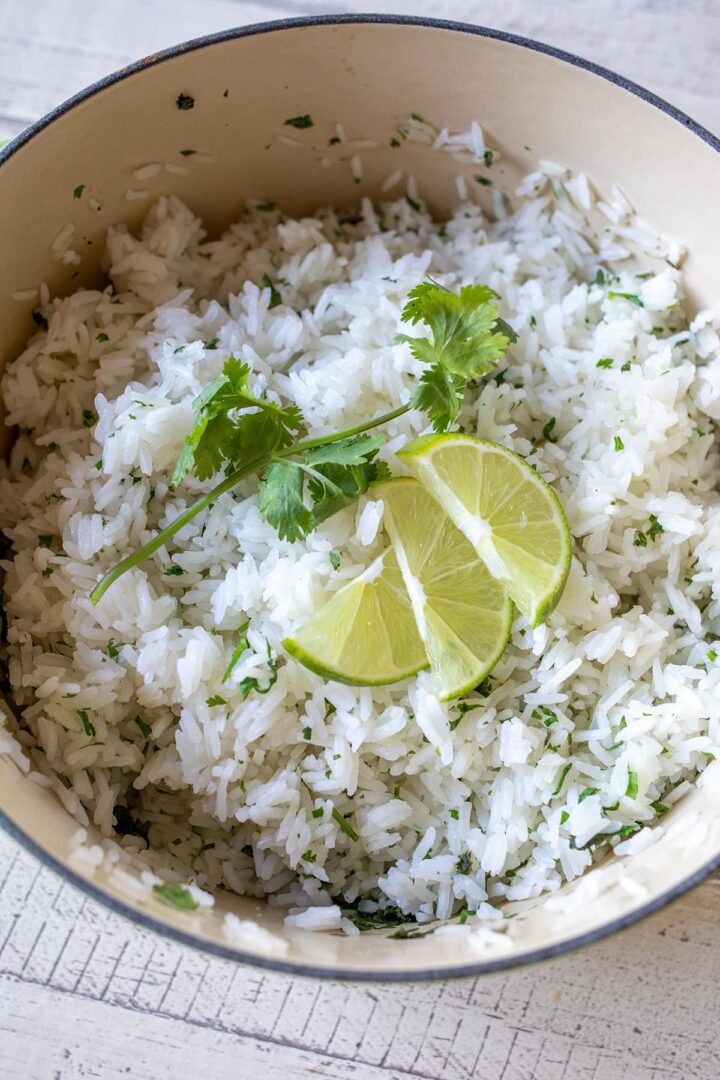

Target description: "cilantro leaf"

left=397, top=281, right=516, bottom=380
left=258, top=460, right=314, bottom=541
left=308, top=458, right=390, bottom=525
left=410, top=364, right=465, bottom=432
left=172, top=356, right=304, bottom=485
left=302, top=434, right=385, bottom=467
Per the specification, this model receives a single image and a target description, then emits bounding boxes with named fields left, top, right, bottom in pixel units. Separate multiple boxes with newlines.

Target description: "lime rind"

left=374, top=476, right=514, bottom=701
left=282, top=547, right=428, bottom=687
left=398, top=434, right=571, bottom=627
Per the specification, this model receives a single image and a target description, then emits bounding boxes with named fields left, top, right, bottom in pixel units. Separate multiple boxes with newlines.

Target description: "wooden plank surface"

left=0, top=3, right=719, bottom=1078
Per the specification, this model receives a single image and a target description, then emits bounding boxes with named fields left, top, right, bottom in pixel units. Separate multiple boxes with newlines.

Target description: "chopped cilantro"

left=650, top=800, right=669, bottom=814
left=448, top=808, right=459, bottom=820
left=473, top=174, right=492, bottom=187
left=552, top=762, right=572, bottom=796
left=625, top=770, right=639, bottom=799
left=542, top=417, right=558, bottom=443
left=82, top=409, right=97, bottom=428
left=262, top=273, right=282, bottom=308
left=608, top=291, right=644, bottom=307
left=284, top=114, right=313, bottom=129
left=647, top=514, right=664, bottom=540
left=302, top=725, right=312, bottom=740
left=579, top=787, right=598, bottom=802
left=206, top=695, right=227, bottom=707
left=345, top=904, right=409, bottom=931
left=596, top=357, right=614, bottom=369
left=456, top=852, right=473, bottom=874
left=164, top=565, right=185, bottom=576
left=614, top=435, right=624, bottom=451
left=77, top=709, right=95, bottom=737
left=96, top=332, right=109, bottom=343
left=176, top=93, right=195, bottom=110
left=329, top=550, right=341, bottom=571
left=153, top=882, right=198, bottom=910
left=405, top=194, right=421, bottom=212
left=134, top=715, right=152, bottom=739
left=205, top=337, right=219, bottom=350
left=633, top=530, right=648, bottom=548
left=312, top=806, right=324, bottom=818
left=73, top=184, right=86, bottom=199
left=332, top=807, right=358, bottom=841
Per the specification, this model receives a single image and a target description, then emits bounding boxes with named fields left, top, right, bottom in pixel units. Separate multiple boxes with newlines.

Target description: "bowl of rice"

left=1, top=14, right=719, bottom=981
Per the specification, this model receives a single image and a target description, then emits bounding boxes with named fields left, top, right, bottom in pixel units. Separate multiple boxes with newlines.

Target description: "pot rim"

left=1, top=12, right=718, bottom=982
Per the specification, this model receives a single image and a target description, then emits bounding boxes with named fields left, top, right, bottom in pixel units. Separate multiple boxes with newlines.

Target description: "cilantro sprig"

left=90, top=280, right=514, bottom=603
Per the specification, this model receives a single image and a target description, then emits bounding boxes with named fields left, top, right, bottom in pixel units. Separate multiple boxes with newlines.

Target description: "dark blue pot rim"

left=1, top=14, right=718, bottom=983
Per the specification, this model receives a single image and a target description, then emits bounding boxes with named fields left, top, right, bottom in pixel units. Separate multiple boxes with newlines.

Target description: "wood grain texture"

left=0, top=3, right=719, bottom=1078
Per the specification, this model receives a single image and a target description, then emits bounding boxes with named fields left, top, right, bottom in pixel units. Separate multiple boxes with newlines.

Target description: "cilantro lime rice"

left=0, top=153, right=719, bottom=935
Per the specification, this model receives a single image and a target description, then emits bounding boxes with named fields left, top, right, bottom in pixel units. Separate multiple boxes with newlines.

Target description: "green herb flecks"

left=152, top=882, right=199, bottom=910
left=134, top=715, right=152, bottom=739
left=542, top=417, right=558, bottom=443
left=332, top=807, right=359, bottom=841
left=344, top=904, right=410, bottom=931
left=77, top=709, right=95, bottom=737
left=262, top=274, right=282, bottom=309
left=223, top=621, right=250, bottom=682
left=73, top=184, right=86, bottom=199
left=647, top=514, right=664, bottom=540
left=625, top=770, right=639, bottom=799
left=608, top=291, right=644, bottom=307
left=90, top=282, right=513, bottom=603
left=552, top=762, right=572, bottom=796
left=176, top=93, right=195, bottom=111
left=284, top=114, right=313, bottom=129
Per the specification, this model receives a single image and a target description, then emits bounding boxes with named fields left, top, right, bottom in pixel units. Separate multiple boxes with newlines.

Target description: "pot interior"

left=0, top=19, right=718, bottom=977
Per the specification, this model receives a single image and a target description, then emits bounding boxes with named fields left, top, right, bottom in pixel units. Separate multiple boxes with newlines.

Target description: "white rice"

left=0, top=156, right=719, bottom=934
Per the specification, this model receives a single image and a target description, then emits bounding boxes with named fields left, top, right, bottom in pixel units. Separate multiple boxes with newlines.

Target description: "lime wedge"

left=398, top=434, right=571, bottom=626
left=374, top=477, right=513, bottom=700
left=283, top=547, right=427, bottom=686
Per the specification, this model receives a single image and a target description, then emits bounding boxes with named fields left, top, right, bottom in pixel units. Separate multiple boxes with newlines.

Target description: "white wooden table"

left=1, top=3, right=718, bottom=1078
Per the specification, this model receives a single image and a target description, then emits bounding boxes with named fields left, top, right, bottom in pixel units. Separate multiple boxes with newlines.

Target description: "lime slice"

left=283, top=547, right=427, bottom=686
left=374, top=477, right=513, bottom=700
left=398, top=434, right=571, bottom=626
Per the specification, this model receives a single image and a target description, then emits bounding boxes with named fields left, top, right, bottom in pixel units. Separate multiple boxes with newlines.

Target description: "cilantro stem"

left=89, top=454, right=267, bottom=604
left=89, top=403, right=411, bottom=605
left=286, top=403, right=410, bottom=455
